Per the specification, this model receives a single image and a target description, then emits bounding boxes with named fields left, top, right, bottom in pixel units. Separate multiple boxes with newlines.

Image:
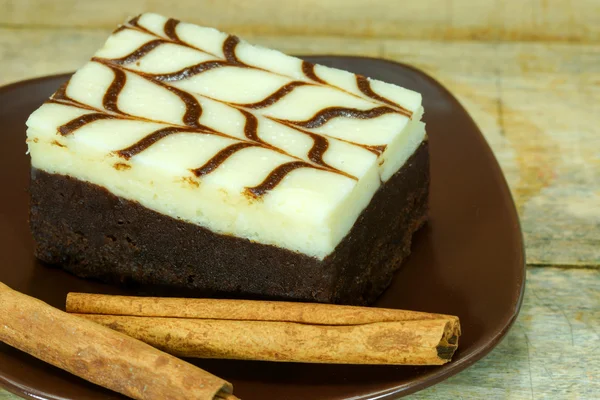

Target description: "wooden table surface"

left=1, top=1, right=598, bottom=399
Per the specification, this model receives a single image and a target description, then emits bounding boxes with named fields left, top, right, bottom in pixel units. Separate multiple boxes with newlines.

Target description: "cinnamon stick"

left=0, top=282, right=236, bottom=400
left=67, top=293, right=461, bottom=365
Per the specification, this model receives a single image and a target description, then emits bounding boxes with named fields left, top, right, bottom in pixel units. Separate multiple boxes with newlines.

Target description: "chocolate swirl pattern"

left=245, top=161, right=318, bottom=198
left=109, top=40, right=167, bottom=65
left=302, top=61, right=326, bottom=85
left=235, top=81, right=309, bottom=109
left=59, top=113, right=118, bottom=136
left=222, top=35, right=245, bottom=66
left=117, top=126, right=223, bottom=159
left=150, top=61, right=231, bottom=82
left=192, top=142, right=259, bottom=177
left=278, top=106, right=397, bottom=129
left=102, top=66, right=128, bottom=114
left=239, top=110, right=267, bottom=146
left=356, top=75, right=412, bottom=117
left=163, top=18, right=181, bottom=41
left=47, top=14, right=419, bottom=197
left=161, top=83, right=203, bottom=128
left=306, top=133, right=330, bottom=166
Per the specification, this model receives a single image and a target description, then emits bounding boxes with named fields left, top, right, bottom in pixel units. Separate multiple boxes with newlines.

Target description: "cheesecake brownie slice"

left=26, top=13, right=428, bottom=305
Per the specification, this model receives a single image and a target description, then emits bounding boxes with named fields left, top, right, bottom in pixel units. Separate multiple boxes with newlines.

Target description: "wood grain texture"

left=412, top=267, right=600, bottom=399
left=379, top=39, right=600, bottom=267
left=1, top=0, right=599, bottom=42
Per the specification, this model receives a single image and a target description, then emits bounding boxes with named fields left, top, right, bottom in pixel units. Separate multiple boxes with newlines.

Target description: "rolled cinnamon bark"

left=0, top=282, right=235, bottom=400
left=67, top=293, right=461, bottom=365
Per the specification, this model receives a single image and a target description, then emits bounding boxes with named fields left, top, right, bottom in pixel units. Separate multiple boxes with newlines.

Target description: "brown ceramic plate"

left=0, top=56, right=525, bottom=400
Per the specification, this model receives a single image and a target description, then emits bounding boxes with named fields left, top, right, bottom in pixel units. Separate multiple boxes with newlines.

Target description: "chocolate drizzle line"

left=163, top=18, right=180, bottom=41
left=302, top=61, right=326, bottom=84
left=117, top=126, right=222, bottom=159
left=235, top=81, right=308, bottom=109
left=306, top=133, right=330, bottom=166
left=301, top=60, right=402, bottom=116
left=59, top=113, right=118, bottom=136
left=109, top=40, right=167, bottom=65
left=149, top=61, right=231, bottom=82
left=281, top=106, right=397, bottom=129
left=164, top=85, right=203, bottom=127
left=267, top=112, right=386, bottom=157
left=192, top=142, right=258, bottom=177
left=239, top=110, right=263, bottom=143
left=222, top=35, right=245, bottom=66
left=245, top=161, right=317, bottom=198
left=103, top=67, right=127, bottom=114
left=125, top=15, right=156, bottom=38
left=356, top=75, right=412, bottom=117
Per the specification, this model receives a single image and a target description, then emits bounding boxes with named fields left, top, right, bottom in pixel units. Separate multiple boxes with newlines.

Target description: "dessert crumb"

left=113, top=162, right=131, bottom=171
left=180, top=176, right=200, bottom=188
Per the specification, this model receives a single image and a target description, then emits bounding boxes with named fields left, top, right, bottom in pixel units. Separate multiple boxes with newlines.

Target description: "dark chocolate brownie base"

left=29, top=141, right=429, bottom=305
